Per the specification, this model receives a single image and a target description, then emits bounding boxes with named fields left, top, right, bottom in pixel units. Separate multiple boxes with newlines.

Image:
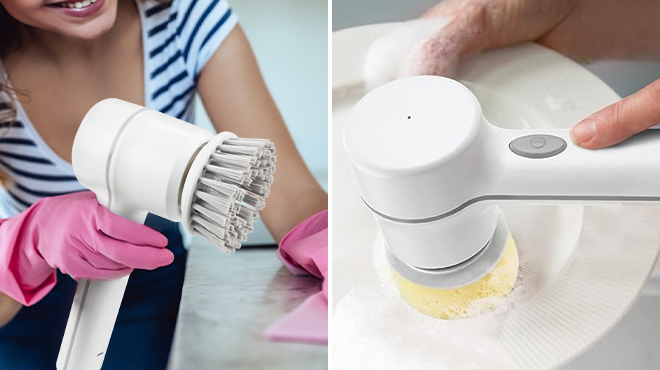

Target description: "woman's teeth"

left=59, top=0, right=97, bottom=9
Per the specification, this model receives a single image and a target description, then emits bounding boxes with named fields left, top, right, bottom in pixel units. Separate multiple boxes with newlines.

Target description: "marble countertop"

left=168, top=238, right=327, bottom=370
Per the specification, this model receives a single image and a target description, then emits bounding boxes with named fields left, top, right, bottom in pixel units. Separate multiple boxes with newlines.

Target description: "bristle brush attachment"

left=393, top=234, right=519, bottom=319
left=181, top=133, right=276, bottom=254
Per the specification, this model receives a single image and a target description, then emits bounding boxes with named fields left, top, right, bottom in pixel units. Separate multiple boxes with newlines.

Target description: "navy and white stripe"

left=0, top=0, right=237, bottom=215
left=145, top=0, right=236, bottom=118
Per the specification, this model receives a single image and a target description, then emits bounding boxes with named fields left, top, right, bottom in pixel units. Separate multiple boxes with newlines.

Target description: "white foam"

left=363, top=17, right=451, bottom=90
left=332, top=205, right=584, bottom=370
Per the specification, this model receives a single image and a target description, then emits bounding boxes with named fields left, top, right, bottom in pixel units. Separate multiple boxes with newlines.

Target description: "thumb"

left=571, top=79, right=660, bottom=149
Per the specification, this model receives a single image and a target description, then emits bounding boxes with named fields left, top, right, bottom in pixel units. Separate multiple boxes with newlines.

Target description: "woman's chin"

left=46, top=11, right=116, bottom=40
left=66, top=21, right=115, bottom=40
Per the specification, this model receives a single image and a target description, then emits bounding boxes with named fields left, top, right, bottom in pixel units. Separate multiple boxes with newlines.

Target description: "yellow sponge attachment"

left=392, top=234, right=519, bottom=320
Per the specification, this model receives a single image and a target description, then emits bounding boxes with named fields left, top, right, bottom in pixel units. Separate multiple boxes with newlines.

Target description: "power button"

left=509, top=134, right=567, bottom=159
left=530, top=137, right=546, bottom=148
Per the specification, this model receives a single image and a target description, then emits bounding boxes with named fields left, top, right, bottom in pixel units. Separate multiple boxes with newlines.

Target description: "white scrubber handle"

left=60, top=99, right=214, bottom=370
left=485, top=125, right=660, bottom=201
left=56, top=208, right=148, bottom=370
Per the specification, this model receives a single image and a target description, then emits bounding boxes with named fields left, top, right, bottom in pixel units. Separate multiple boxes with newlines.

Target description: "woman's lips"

left=47, top=0, right=105, bottom=18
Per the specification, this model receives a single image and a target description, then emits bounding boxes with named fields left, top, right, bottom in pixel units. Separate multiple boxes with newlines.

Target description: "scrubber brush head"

left=181, top=133, right=276, bottom=254
left=383, top=211, right=520, bottom=319
left=393, top=234, right=519, bottom=319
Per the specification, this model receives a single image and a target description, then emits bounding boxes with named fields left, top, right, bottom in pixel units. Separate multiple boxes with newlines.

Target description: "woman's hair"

left=0, top=5, right=21, bottom=123
left=0, top=0, right=169, bottom=123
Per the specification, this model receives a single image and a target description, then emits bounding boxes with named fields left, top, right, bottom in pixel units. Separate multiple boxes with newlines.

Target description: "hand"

left=398, top=0, right=660, bottom=79
left=267, top=209, right=328, bottom=344
left=0, top=191, right=174, bottom=306
left=571, top=78, right=660, bottom=148
left=406, top=0, right=576, bottom=78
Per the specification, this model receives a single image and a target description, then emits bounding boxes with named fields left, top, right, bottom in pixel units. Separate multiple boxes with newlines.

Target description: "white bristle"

left=238, top=206, right=260, bottom=222
left=193, top=214, right=226, bottom=239
left=199, top=178, right=245, bottom=201
left=195, top=191, right=233, bottom=216
left=243, top=193, right=265, bottom=210
left=194, top=224, right=232, bottom=254
left=192, top=202, right=228, bottom=227
left=248, top=179, right=271, bottom=197
left=210, top=152, right=256, bottom=169
left=188, top=136, right=276, bottom=253
left=219, top=144, right=262, bottom=157
left=204, top=164, right=248, bottom=184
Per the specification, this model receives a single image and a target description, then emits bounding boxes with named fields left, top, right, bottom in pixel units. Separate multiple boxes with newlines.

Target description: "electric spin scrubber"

left=343, top=75, right=660, bottom=319
left=56, top=99, right=275, bottom=370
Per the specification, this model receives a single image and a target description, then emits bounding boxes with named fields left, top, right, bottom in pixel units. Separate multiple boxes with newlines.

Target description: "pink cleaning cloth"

left=265, top=209, right=328, bottom=344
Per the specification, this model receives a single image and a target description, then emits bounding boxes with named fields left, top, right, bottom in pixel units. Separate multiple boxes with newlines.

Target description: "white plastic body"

left=58, top=277, right=131, bottom=370
left=58, top=99, right=214, bottom=370
left=343, top=76, right=660, bottom=271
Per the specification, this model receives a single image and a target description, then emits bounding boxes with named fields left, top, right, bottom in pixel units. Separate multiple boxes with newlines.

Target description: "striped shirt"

left=0, top=0, right=238, bottom=218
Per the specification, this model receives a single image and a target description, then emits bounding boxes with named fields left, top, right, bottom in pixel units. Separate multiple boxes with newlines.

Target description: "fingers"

left=67, top=252, right=134, bottom=281
left=54, top=229, right=174, bottom=281
left=89, top=232, right=175, bottom=270
left=405, top=0, right=576, bottom=78
left=571, top=79, right=660, bottom=149
left=404, top=3, right=490, bottom=78
left=93, top=204, right=168, bottom=247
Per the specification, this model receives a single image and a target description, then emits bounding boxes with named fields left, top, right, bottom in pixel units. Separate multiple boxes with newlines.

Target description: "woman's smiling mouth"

left=45, top=0, right=105, bottom=18
left=49, top=0, right=98, bottom=9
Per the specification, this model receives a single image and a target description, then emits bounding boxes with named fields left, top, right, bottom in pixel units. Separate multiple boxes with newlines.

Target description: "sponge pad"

left=392, top=234, right=519, bottom=319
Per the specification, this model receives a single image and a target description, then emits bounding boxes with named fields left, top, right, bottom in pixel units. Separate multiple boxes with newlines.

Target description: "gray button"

left=530, top=137, right=546, bottom=148
left=509, top=134, right=567, bottom=159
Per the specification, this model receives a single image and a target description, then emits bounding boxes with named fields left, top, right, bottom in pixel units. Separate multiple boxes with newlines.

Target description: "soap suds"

left=363, top=17, right=451, bottom=90
left=333, top=231, right=547, bottom=370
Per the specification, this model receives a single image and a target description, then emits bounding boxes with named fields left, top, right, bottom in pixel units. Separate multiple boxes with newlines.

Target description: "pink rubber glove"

left=0, top=191, right=174, bottom=306
left=265, top=209, right=328, bottom=345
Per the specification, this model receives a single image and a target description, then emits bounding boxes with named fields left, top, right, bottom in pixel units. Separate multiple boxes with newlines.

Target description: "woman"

left=0, top=0, right=327, bottom=368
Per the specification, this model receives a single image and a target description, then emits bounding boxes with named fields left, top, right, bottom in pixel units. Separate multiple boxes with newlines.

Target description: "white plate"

left=332, top=23, right=660, bottom=370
